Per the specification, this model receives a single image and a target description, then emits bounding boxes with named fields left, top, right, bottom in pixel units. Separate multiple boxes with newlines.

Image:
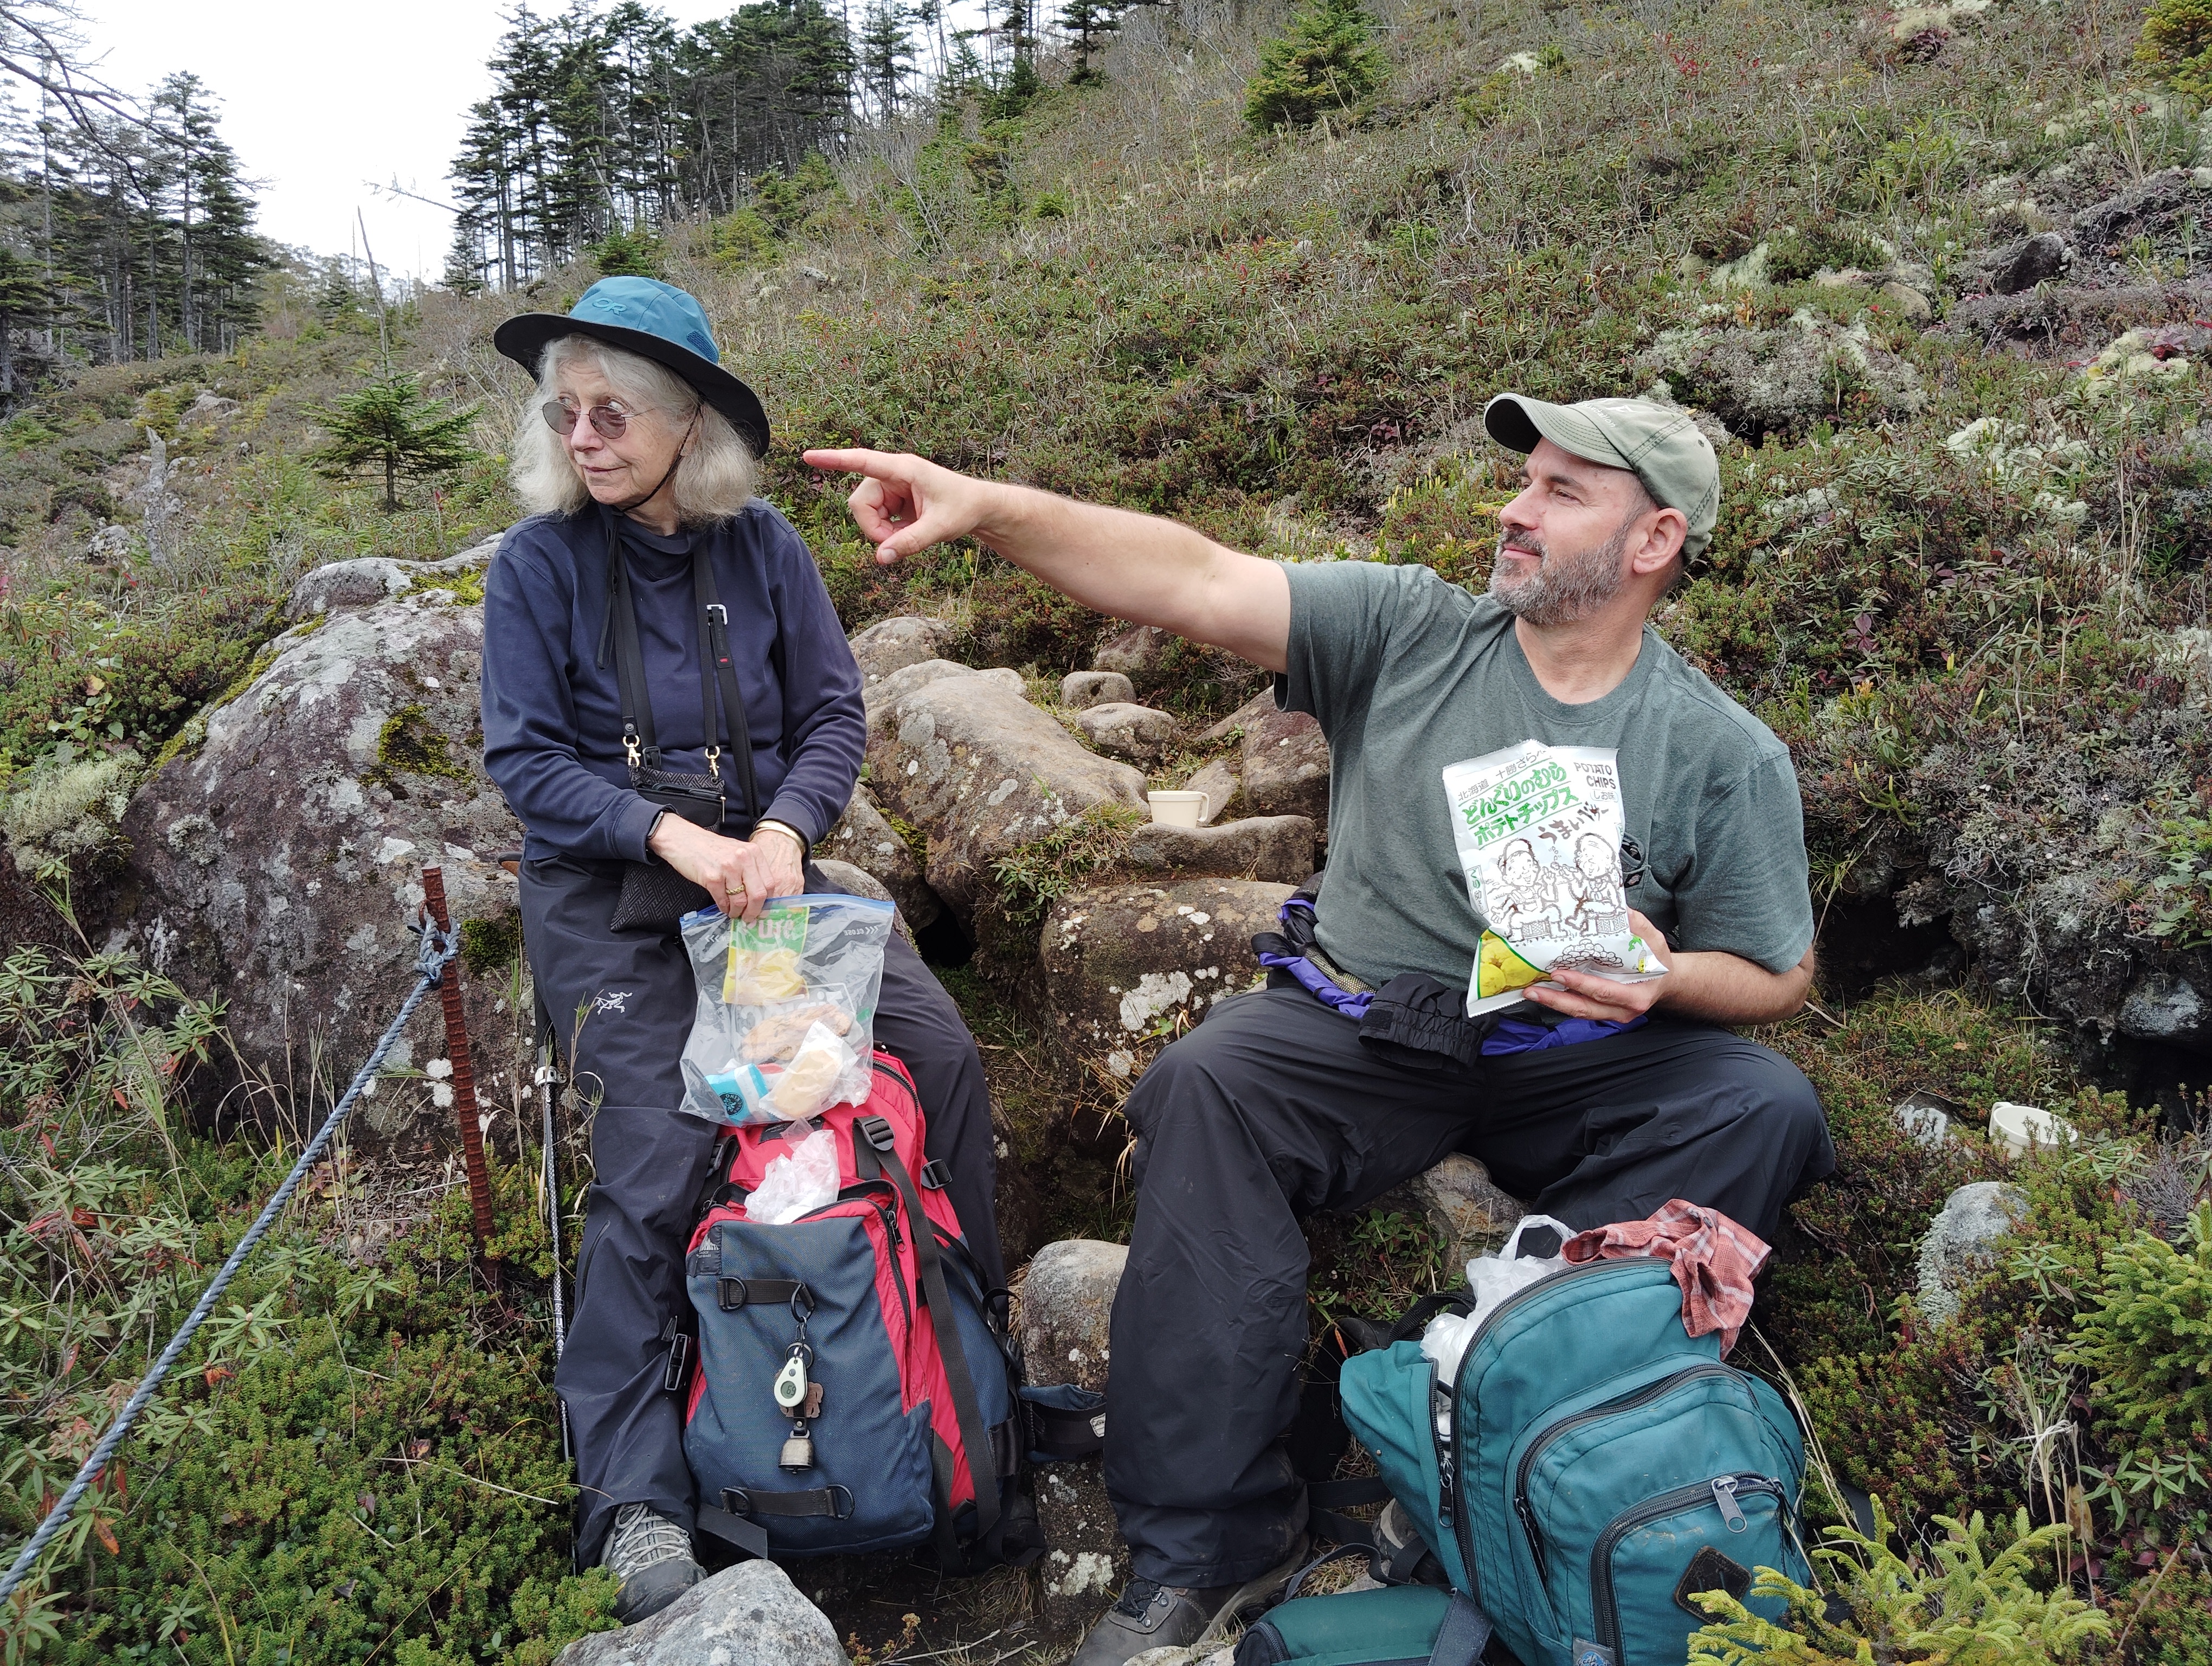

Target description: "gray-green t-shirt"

left=1283, top=561, right=1814, bottom=990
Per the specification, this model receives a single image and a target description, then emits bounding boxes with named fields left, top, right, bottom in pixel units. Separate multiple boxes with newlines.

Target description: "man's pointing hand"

left=803, top=447, right=994, bottom=565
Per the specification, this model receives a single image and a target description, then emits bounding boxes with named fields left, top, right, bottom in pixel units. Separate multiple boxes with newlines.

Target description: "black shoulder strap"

left=690, top=546, right=763, bottom=828
left=602, top=514, right=659, bottom=768
left=855, top=1116, right=1000, bottom=1546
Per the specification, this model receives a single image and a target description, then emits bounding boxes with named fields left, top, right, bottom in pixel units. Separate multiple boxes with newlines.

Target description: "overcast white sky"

left=69, top=0, right=777, bottom=279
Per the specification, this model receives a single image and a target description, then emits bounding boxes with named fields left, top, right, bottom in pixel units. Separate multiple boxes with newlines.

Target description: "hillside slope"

left=3, top=0, right=2212, bottom=1658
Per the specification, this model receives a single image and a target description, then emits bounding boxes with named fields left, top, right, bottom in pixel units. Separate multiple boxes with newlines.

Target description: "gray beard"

left=1487, top=517, right=1636, bottom=626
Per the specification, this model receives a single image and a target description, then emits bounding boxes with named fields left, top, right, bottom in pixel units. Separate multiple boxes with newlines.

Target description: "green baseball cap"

left=1482, top=393, right=1720, bottom=563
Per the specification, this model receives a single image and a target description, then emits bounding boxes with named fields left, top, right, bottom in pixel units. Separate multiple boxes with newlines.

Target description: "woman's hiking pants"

left=519, top=855, right=1004, bottom=1568
left=1104, top=984, right=1835, bottom=1590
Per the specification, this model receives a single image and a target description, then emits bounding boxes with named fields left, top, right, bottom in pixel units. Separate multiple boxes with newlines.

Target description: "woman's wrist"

left=754, top=818, right=809, bottom=860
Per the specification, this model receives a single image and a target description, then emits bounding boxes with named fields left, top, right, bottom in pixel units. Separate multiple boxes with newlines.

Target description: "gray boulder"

left=1094, top=623, right=1175, bottom=681
left=1076, top=701, right=1178, bottom=765
left=1124, top=815, right=1316, bottom=884
left=1989, top=232, right=2072, bottom=296
left=812, top=858, right=915, bottom=947
left=1237, top=705, right=1330, bottom=830
left=1194, top=690, right=1330, bottom=826
left=1385, top=1154, right=1527, bottom=1271
left=1182, top=758, right=1239, bottom=824
left=1020, top=1240, right=1129, bottom=1633
left=284, top=540, right=498, bottom=621
left=1915, top=1181, right=2028, bottom=1327
left=1062, top=670, right=1136, bottom=710
left=1197, top=687, right=1276, bottom=746
left=847, top=614, right=957, bottom=685
left=821, top=784, right=941, bottom=931
left=2119, top=971, right=2209, bottom=1054
left=115, top=586, right=521, bottom=1151
left=1038, top=877, right=1289, bottom=1062
left=552, top=1559, right=846, bottom=1665
left=865, top=672, right=1146, bottom=930
left=861, top=658, right=1025, bottom=729
left=1639, top=309, right=1926, bottom=438
left=285, top=557, right=411, bottom=619
left=1892, top=1088, right=1963, bottom=1150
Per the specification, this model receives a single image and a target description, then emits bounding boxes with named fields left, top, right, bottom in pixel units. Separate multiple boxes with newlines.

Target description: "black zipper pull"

left=1712, top=1476, right=1747, bottom=1532
left=1516, top=1494, right=1546, bottom=1576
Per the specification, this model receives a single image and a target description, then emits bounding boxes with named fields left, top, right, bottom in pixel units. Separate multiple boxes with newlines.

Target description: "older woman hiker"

left=478, top=277, right=1005, bottom=1624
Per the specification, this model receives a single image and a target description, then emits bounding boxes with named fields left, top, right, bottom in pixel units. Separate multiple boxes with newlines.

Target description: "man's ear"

left=1631, top=507, right=1687, bottom=578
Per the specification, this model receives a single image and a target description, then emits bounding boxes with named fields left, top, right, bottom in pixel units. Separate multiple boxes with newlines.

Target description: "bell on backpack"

left=1331, top=1255, right=1811, bottom=1666
left=672, top=1052, right=1024, bottom=1567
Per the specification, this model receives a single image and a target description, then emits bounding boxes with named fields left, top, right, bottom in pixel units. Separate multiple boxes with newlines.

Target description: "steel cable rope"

left=0, top=914, right=461, bottom=1606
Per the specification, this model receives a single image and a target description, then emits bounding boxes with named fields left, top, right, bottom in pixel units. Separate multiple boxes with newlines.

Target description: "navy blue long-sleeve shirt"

left=480, top=504, right=865, bottom=864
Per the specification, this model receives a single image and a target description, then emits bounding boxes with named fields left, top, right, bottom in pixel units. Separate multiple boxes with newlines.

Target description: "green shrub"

left=1766, top=219, right=1889, bottom=282
left=1243, top=0, right=1388, bottom=132
left=989, top=800, right=1144, bottom=926
left=2065, top=1203, right=2212, bottom=1457
left=2139, top=0, right=2212, bottom=98
left=1686, top=1500, right=2109, bottom=1663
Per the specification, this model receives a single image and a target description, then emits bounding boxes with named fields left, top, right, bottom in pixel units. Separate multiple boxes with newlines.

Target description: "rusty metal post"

left=421, top=866, right=498, bottom=1264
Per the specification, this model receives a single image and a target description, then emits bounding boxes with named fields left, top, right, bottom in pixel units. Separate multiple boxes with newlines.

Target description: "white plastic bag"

left=1438, top=741, right=1667, bottom=1015
left=1419, top=1214, right=1578, bottom=1383
left=677, top=894, right=895, bottom=1125
left=747, top=1127, right=842, bottom=1225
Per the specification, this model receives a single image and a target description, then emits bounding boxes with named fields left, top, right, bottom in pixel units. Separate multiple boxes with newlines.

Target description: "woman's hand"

left=648, top=816, right=806, bottom=921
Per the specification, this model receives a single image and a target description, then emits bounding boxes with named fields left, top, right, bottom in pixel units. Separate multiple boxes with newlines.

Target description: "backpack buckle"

left=857, top=1115, right=897, bottom=1155
left=918, top=1158, right=951, bottom=1190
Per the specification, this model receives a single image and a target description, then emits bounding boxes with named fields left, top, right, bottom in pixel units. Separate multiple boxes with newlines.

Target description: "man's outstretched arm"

left=802, top=448, right=1293, bottom=674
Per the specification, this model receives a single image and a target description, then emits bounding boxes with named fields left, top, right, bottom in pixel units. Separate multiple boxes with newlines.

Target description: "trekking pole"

left=0, top=913, right=459, bottom=1606
left=533, top=997, right=572, bottom=1463
left=419, top=866, right=498, bottom=1271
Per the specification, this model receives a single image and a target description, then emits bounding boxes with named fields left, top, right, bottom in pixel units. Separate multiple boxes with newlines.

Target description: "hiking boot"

left=1068, top=1540, right=1308, bottom=1666
left=604, top=1502, right=702, bottom=1624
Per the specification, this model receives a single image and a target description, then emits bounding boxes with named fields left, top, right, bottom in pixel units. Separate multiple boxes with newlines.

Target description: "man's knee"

left=1738, top=1044, right=1828, bottom=1149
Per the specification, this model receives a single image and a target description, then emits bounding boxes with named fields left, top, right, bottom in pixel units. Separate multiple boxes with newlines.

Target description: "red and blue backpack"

left=669, top=1051, right=1026, bottom=1567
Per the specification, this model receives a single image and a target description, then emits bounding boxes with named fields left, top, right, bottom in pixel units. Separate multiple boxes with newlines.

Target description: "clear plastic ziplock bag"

left=1439, top=740, right=1668, bottom=1016
left=677, top=894, right=896, bottom=1125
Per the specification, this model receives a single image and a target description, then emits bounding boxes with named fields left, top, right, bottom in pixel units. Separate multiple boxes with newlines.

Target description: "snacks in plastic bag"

left=1440, top=740, right=1667, bottom=1016
left=678, top=894, right=895, bottom=1124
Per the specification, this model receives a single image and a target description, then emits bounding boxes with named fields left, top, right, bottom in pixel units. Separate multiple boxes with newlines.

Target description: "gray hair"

left=507, top=335, right=756, bottom=524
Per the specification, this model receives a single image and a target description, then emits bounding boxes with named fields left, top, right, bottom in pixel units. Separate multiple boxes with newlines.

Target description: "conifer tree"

left=1058, top=0, right=1120, bottom=85
left=1242, top=0, right=1387, bottom=132
left=308, top=376, right=481, bottom=512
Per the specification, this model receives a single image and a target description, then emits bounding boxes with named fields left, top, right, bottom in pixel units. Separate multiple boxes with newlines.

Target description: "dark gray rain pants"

left=1104, top=983, right=1835, bottom=1588
left=520, top=855, right=1004, bottom=1567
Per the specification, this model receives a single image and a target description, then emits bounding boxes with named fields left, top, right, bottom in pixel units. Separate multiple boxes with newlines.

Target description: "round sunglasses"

left=542, top=398, right=635, bottom=439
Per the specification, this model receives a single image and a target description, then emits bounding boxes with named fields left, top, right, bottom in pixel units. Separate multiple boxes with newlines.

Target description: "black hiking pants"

left=1103, top=983, right=1835, bottom=1588
left=519, top=855, right=1004, bottom=1568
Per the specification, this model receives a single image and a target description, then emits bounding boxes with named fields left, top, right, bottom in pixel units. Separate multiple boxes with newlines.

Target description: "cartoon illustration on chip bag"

left=1490, top=837, right=1567, bottom=939
left=1441, top=740, right=1668, bottom=1014
left=1562, top=831, right=1631, bottom=938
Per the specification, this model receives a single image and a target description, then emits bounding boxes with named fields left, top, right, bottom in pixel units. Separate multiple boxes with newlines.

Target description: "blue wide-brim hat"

left=494, top=277, right=771, bottom=457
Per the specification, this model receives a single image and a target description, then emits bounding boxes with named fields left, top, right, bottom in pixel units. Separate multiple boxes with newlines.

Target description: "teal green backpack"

left=1333, top=1259, right=1810, bottom=1666
left=1236, top=1585, right=1491, bottom=1666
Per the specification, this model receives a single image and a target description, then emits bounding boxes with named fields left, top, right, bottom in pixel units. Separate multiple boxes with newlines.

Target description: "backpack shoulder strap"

left=855, top=1113, right=1000, bottom=1546
left=690, top=547, right=763, bottom=828
left=1427, top=1592, right=1493, bottom=1666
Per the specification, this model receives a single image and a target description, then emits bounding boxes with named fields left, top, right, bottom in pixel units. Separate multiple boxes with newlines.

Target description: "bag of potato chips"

left=677, top=894, right=895, bottom=1124
left=1440, top=740, right=1667, bottom=1016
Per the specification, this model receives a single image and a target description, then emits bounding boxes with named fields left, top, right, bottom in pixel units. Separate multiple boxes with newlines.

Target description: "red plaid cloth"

left=1560, top=1200, right=1770, bottom=1355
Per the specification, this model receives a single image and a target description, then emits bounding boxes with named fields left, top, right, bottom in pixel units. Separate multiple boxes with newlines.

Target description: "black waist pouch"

left=1356, top=973, right=1494, bottom=1073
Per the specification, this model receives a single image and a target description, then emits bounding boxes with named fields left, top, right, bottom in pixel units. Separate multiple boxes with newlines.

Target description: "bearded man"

left=807, top=394, right=1834, bottom=1666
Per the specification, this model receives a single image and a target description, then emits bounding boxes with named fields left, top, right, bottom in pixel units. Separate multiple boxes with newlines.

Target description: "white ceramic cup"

left=1147, top=790, right=1211, bottom=828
